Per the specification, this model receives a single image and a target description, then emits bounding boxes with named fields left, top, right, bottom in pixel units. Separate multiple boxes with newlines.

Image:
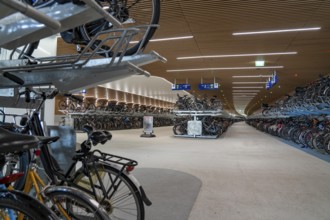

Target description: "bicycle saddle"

left=0, top=128, right=39, bottom=153
left=90, top=131, right=109, bottom=145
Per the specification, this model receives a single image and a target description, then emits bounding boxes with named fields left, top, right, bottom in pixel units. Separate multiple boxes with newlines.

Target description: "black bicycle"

left=16, top=87, right=150, bottom=220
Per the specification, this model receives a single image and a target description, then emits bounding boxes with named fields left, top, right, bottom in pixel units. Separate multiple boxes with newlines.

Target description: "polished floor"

left=76, top=122, right=330, bottom=220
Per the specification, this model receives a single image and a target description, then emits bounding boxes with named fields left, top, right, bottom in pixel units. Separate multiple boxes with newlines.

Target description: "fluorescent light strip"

left=233, top=90, right=260, bottom=92
left=232, top=75, right=272, bottom=78
left=233, top=82, right=266, bottom=84
left=130, top=35, right=193, bottom=44
left=167, top=66, right=283, bottom=72
left=233, top=92, right=258, bottom=94
left=233, top=94, right=258, bottom=96
left=177, top=52, right=297, bottom=60
left=233, top=27, right=321, bottom=35
left=232, top=86, right=264, bottom=89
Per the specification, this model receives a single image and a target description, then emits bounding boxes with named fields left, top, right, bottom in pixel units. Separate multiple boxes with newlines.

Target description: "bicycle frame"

left=26, top=97, right=148, bottom=208
left=19, top=163, right=71, bottom=220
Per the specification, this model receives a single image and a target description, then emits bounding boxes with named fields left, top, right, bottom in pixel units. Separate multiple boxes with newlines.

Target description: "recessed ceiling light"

left=232, top=75, right=272, bottom=78
left=233, top=27, right=321, bottom=35
left=177, top=52, right=297, bottom=60
left=167, top=66, right=283, bottom=72
left=130, top=35, right=193, bottom=43
left=232, top=82, right=266, bottom=84
left=233, top=90, right=260, bottom=92
left=232, top=86, right=264, bottom=89
left=233, top=93, right=258, bottom=95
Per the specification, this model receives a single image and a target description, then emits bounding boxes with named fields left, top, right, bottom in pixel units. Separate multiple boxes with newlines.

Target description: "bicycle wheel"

left=1, top=151, right=30, bottom=190
left=0, top=190, right=56, bottom=220
left=73, top=164, right=144, bottom=220
left=78, top=0, right=160, bottom=56
left=58, top=100, right=67, bottom=111
left=43, top=185, right=110, bottom=220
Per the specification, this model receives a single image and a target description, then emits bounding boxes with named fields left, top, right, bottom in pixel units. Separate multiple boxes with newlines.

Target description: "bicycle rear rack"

left=92, top=149, right=138, bottom=167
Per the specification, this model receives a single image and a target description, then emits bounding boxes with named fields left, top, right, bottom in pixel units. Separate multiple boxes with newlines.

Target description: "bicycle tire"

left=0, top=189, right=56, bottom=220
left=2, top=151, right=30, bottom=191
left=78, top=0, right=160, bottom=56
left=43, top=185, right=110, bottom=220
left=58, top=100, right=67, bottom=111
left=73, top=164, right=144, bottom=220
left=324, top=137, right=330, bottom=154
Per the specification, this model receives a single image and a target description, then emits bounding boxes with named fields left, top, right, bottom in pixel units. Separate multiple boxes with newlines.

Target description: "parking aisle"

left=76, top=122, right=330, bottom=220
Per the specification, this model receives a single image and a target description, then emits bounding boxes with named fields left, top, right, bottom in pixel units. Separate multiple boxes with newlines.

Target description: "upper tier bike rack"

left=0, top=25, right=166, bottom=92
left=0, top=1, right=124, bottom=49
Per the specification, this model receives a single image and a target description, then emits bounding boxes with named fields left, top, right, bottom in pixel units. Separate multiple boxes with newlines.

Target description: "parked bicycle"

left=0, top=127, right=111, bottom=219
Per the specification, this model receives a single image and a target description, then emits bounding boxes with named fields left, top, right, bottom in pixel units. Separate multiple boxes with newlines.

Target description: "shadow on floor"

left=134, top=168, right=202, bottom=220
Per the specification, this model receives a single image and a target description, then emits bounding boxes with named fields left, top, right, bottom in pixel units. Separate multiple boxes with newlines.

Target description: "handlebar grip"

left=3, top=72, right=24, bottom=85
left=25, top=89, right=31, bottom=103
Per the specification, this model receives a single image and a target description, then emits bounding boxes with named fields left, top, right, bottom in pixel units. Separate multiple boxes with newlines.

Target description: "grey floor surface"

left=134, top=168, right=202, bottom=220
left=76, top=122, right=330, bottom=220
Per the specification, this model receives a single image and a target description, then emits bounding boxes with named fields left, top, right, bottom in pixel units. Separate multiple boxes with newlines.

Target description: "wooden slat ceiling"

left=58, top=0, right=330, bottom=115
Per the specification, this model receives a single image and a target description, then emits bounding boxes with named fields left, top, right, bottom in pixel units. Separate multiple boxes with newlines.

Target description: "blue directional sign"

left=171, top=84, right=191, bottom=90
left=266, top=71, right=278, bottom=89
left=266, top=80, right=272, bottom=90
left=271, top=71, right=278, bottom=86
left=198, top=83, right=219, bottom=90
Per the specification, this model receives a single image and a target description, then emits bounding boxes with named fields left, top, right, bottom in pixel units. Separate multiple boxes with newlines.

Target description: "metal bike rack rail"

left=0, top=25, right=166, bottom=92
left=173, top=110, right=232, bottom=139
left=0, top=2, right=103, bottom=49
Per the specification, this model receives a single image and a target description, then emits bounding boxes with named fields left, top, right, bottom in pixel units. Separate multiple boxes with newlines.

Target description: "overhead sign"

left=171, top=84, right=191, bottom=90
left=198, top=83, right=219, bottom=90
left=265, top=71, right=278, bottom=90
left=271, top=71, right=278, bottom=86
left=266, top=79, right=272, bottom=90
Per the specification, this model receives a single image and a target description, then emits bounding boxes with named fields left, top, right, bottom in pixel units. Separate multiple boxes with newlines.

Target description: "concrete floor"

left=76, top=122, right=330, bottom=220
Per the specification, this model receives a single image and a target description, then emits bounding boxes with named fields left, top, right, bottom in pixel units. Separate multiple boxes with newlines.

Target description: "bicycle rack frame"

left=173, top=110, right=230, bottom=139
left=0, top=25, right=165, bottom=92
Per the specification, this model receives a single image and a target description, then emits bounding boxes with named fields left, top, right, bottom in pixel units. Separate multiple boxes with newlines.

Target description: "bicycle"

left=15, top=86, right=150, bottom=220
left=0, top=127, right=111, bottom=220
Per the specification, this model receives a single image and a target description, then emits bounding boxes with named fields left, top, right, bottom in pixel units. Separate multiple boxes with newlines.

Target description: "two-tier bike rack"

left=173, top=110, right=227, bottom=139
left=0, top=1, right=166, bottom=108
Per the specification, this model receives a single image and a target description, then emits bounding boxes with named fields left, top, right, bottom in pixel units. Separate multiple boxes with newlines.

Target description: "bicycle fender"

left=107, top=162, right=152, bottom=206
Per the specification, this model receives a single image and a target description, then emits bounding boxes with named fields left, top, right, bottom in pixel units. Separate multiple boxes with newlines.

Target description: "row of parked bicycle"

left=70, top=113, right=174, bottom=131
left=261, top=75, right=330, bottom=117
left=246, top=116, right=330, bottom=154
left=173, top=116, right=234, bottom=137
left=174, top=94, right=223, bottom=111
left=58, top=94, right=173, bottom=114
